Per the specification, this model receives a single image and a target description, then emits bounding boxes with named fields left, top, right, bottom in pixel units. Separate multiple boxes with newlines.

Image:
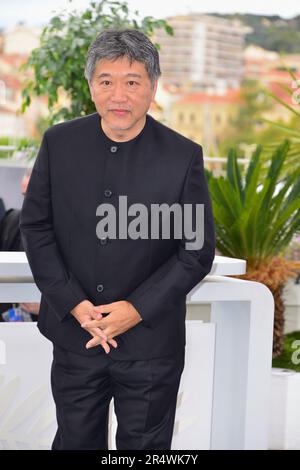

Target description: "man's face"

left=88, top=56, right=157, bottom=132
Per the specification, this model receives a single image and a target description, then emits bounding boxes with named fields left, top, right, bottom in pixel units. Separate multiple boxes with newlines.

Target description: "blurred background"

left=0, top=0, right=300, bottom=409
left=1, top=1, right=300, bottom=154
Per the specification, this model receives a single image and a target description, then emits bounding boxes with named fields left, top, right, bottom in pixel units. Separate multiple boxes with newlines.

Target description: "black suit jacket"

left=19, top=112, right=215, bottom=360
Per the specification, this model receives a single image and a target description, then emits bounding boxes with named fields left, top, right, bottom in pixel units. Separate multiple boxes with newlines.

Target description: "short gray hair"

left=85, top=29, right=161, bottom=87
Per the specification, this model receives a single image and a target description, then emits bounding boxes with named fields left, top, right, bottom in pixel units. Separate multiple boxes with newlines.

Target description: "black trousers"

left=50, top=344, right=185, bottom=450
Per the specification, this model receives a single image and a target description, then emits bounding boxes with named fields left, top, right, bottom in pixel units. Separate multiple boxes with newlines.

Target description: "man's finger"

left=86, top=337, right=110, bottom=353
left=90, top=327, right=118, bottom=348
left=93, top=326, right=118, bottom=347
left=86, top=336, right=102, bottom=348
left=87, top=329, right=109, bottom=352
left=81, top=324, right=108, bottom=341
left=91, top=326, right=108, bottom=341
left=84, top=325, right=118, bottom=351
left=90, top=311, right=103, bottom=320
left=109, top=338, right=118, bottom=348
left=93, top=302, right=118, bottom=314
left=81, top=320, right=108, bottom=331
left=86, top=334, right=117, bottom=352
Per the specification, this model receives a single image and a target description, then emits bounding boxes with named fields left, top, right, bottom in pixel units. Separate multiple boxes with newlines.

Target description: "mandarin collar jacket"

left=19, top=112, right=215, bottom=360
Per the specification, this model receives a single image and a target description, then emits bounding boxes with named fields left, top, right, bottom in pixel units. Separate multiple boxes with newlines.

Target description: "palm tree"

left=259, top=66, right=300, bottom=177
left=207, top=141, right=300, bottom=357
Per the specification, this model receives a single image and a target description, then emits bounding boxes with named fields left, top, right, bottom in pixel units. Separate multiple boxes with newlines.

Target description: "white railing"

left=0, top=252, right=274, bottom=450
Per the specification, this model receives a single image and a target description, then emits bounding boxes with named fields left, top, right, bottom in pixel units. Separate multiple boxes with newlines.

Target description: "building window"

left=178, top=112, right=184, bottom=123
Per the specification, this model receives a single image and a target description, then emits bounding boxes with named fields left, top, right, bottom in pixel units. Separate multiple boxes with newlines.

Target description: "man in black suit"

left=19, top=29, right=215, bottom=450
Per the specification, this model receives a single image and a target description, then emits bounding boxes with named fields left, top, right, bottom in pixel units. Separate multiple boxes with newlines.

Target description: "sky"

left=1, top=0, right=300, bottom=29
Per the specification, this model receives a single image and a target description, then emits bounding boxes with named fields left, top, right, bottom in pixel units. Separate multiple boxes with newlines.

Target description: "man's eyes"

left=99, top=81, right=139, bottom=87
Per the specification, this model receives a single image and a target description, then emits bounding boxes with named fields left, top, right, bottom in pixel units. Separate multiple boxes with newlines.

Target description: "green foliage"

left=217, top=67, right=300, bottom=182
left=236, top=79, right=273, bottom=132
left=212, top=13, right=300, bottom=53
left=208, top=141, right=300, bottom=266
left=0, top=136, right=38, bottom=160
left=218, top=78, right=276, bottom=155
left=258, top=67, right=300, bottom=177
left=272, top=330, right=300, bottom=372
left=20, top=0, right=173, bottom=124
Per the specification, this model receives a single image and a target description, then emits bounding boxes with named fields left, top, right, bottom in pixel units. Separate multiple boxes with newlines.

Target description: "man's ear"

left=88, top=81, right=95, bottom=102
left=151, top=80, right=158, bottom=102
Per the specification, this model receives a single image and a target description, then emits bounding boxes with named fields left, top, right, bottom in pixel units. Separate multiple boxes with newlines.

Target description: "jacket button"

left=100, top=237, right=108, bottom=245
left=110, top=145, right=118, bottom=153
left=97, top=284, right=104, bottom=293
left=104, top=189, right=112, bottom=198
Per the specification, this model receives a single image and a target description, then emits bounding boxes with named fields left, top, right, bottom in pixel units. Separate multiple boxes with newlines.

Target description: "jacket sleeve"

left=126, top=144, right=215, bottom=329
left=19, top=131, right=88, bottom=322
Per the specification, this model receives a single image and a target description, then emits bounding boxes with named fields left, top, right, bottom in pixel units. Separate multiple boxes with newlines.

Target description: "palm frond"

left=208, top=141, right=300, bottom=262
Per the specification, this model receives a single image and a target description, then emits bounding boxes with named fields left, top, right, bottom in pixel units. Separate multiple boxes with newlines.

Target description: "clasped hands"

left=70, top=299, right=142, bottom=353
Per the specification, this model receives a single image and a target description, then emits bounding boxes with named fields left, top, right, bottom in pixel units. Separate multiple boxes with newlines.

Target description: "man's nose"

left=111, top=82, right=127, bottom=102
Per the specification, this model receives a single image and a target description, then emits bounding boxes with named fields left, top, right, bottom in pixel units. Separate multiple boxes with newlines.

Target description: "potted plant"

left=207, top=141, right=300, bottom=358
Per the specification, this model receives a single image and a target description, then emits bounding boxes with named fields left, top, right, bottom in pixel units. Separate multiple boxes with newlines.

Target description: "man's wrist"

left=70, top=299, right=89, bottom=316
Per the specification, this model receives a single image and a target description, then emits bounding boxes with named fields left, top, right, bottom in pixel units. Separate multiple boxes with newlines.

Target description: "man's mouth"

left=111, top=109, right=130, bottom=116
